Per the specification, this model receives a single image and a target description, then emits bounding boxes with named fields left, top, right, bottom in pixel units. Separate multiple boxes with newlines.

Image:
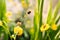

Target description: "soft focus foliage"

left=0, top=0, right=60, bottom=40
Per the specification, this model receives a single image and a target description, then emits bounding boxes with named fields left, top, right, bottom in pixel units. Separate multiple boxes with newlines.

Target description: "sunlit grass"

left=0, top=0, right=60, bottom=40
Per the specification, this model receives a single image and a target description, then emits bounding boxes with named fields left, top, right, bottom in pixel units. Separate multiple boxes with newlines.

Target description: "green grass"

left=0, top=0, right=60, bottom=40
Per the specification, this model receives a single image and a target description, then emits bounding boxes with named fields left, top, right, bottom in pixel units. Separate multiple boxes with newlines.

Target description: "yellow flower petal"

left=27, top=20, right=31, bottom=24
left=40, top=25, right=45, bottom=32
left=45, top=24, right=50, bottom=30
left=6, top=11, right=12, bottom=17
left=21, top=1, right=28, bottom=8
left=51, top=24, right=57, bottom=30
left=40, top=24, right=50, bottom=32
left=14, top=26, right=23, bottom=36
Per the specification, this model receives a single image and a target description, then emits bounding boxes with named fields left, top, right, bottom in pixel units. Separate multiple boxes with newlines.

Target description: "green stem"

left=2, top=25, right=12, bottom=40
left=14, top=34, right=17, bottom=40
left=47, top=33, right=51, bottom=40
left=45, top=31, right=51, bottom=40
left=38, top=0, right=44, bottom=40
left=10, top=36, right=12, bottom=40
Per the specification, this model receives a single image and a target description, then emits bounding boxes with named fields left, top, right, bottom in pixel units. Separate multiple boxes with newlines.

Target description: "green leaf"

left=34, top=9, right=39, bottom=40
left=55, top=30, right=60, bottom=40
left=3, top=32, right=8, bottom=40
left=55, top=16, right=60, bottom=24
left=39, top=0, right=44, bottom=26
left=24, top=31, right=29, bottom=38
left=49, top=25, right=60, bottom=40
left=31, top=0, right=41, bottom=40
left=38, top=0, right=44, bottom=40
left=52, top=0, right=60, bottom=24
left=0, top=0, right=6, bottom=20
left=46, top=0, right=52, bottom=24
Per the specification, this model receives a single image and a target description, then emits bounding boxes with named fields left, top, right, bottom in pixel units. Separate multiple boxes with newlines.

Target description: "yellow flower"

left=21, top=1, right=28, bottom=8
left=6, top=11, right=12, bottom=17
left=14, top=26, right=23, bottom=36
left=51, top=24, right=57, bottom=30
left=27, top=20, right=31, bottom=24
left=0, top=21, right=3, bottom=26
left=40, top=24, right=50, bottom=32
left=24, top=15, right=27, bottom=18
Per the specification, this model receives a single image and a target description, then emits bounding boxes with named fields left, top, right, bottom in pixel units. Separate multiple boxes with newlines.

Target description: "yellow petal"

left=21, top=1, right=28, bottom=8
left=40, top=24, right=50, bottom=32
left=27, top=20, right=31, bottom=24
left=45, top=24, right=50, bottom=30
left=14, top=26, right=23, bottom=36
left=40, top=25, right=45, bottom=32
left=6, top=11, right=12, bottom=17
left=51, top=24, right=57, bottom=30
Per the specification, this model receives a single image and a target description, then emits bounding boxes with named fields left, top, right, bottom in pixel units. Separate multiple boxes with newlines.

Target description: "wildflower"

left=6, top=18, right=12, bottom=22
left=14, top=26, right=23, bottom=36
left=21, top=1, right=28, bottom=8
left=40, top=24, right=50, bottom=32
left=51, top=24, right=57, bottom=30
left=6, top=11, right=12, bottom=17
left=0, top=21, right=3, bottom=26
left=27, top=20, right=31, bottom=24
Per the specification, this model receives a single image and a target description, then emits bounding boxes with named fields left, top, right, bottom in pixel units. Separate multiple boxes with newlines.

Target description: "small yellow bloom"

left=27, top=20, right=31, bottom=24
left=14, top=26, right=23, bottom=36
left=51, top=24, right=57, bottom=30
left=0, top=21, right=3, bottom=26
left=40, top=24, right=50, bottom=32
left=6, top=11, right=12, bottom=17
left=6, top=18, right=12, bottom=22
left=21, top=1, right=28, bottom=8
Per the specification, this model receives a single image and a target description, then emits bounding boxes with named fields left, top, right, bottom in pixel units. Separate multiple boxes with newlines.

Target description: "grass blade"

left=38, top=0, right=44, bottom=40
left=55, top=16, right=60, bottom=24
left=52, top=0, right=60, bottom=24
left=46, top=0, right=52, bottom=24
